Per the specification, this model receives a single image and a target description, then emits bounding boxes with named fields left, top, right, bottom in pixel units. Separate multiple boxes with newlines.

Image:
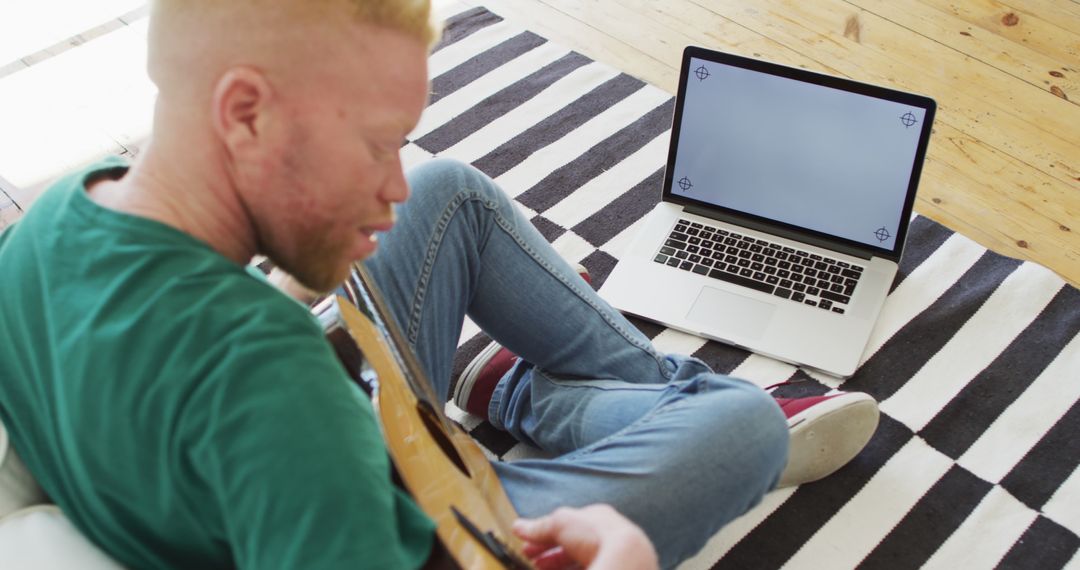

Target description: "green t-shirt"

left=0, top=159, right=434, bottom=568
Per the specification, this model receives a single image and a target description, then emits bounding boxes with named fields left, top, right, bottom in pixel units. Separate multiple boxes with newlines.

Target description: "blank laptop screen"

left=670, top=56, right=927, bottom=250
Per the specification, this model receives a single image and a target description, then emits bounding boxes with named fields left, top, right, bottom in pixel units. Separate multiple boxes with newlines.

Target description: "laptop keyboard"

left=655, top=219, right=865, bottom=314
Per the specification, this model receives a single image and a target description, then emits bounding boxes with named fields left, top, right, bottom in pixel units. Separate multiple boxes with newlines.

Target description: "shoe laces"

left=764, top=378, right=810, bottom=392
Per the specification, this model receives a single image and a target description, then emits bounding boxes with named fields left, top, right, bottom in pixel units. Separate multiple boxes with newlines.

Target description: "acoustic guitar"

left=312, top=262, right=531, bottom=570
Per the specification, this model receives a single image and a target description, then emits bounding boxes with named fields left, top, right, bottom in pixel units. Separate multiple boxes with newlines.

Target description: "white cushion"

left=0, top=422, right=48, bottom=518
left=0, top=505, right=126, bottom=569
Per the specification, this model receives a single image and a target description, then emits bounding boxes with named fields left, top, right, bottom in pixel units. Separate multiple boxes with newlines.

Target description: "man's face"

left=248, top=24, right=429, bottom=292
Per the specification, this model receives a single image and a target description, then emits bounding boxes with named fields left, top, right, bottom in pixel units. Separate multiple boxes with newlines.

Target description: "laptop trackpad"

left=687, top=287, right=775, bottom=340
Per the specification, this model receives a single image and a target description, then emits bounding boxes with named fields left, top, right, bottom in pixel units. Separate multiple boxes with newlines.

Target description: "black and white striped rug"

left=414, top=7, right=1080, bottom=569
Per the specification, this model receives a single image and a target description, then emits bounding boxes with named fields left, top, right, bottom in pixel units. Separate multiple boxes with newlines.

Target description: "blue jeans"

left=364, top=158, right=788, bottom=569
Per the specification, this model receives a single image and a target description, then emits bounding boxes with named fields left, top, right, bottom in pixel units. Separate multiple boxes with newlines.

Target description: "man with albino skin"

left=0, top=0, right=879, bottom=568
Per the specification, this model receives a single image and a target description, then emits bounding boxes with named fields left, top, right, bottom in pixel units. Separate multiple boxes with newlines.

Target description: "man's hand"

left=512, top=504, right=658, bottom=570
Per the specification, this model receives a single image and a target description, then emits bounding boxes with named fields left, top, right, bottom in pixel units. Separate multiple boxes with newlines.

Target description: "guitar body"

left=316, top=265, right=530, bottom=570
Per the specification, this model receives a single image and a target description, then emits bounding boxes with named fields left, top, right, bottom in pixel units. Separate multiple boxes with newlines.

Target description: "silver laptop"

left=599, top=46, right=936, bottom=377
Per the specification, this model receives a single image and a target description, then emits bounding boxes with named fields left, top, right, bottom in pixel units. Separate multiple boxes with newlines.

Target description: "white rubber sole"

left=778, top=392, right=880, bottom=488
left=452, top=340, right=502, bottom=410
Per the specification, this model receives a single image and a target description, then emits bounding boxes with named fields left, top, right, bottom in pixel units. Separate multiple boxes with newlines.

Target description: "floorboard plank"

left=847, top=0, right=1080, bottom=103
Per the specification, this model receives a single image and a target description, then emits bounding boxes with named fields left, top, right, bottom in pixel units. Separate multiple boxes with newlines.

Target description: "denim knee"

left=406, top=157, right=504, bottom=207
left=719, top=380, right=789, bottom=488
left=650, top=376, right=785, bottom=486
left=612, top=378, right=789, bottom=568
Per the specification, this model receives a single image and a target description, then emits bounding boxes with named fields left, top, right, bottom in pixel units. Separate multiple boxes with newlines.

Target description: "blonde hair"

left=147, top=0, right=440, bottom=96
left=343, top=0, right=441, bottom=47
left=151, top=0, right=440, bottom=46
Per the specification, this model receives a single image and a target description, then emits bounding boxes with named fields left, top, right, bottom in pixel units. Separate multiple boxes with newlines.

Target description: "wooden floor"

left=457, top=0, right=1080, bottom=287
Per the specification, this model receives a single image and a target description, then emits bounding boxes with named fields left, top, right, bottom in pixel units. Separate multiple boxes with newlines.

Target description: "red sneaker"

left=452, top=264, right=591, bottom=420
left=772, top=388, right=880, bottom=487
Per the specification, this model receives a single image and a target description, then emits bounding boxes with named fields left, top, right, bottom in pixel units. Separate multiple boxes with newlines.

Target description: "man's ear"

left=211, top=66, right=275, bottom=157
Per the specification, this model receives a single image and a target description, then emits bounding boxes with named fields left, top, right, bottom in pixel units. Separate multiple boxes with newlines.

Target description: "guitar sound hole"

left=416, top=400, right=472, bottom=478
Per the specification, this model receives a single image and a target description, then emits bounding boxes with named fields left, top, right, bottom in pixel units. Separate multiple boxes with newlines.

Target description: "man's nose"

left=382, top=164, right=411, bottom=204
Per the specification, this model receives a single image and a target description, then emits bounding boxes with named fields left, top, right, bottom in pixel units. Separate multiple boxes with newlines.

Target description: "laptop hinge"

left=682, top=204, right=875, bottom=261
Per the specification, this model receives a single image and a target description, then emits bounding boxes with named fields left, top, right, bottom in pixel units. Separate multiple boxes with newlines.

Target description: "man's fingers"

left=513, top=516, right=557, bottom=542
left=522, top=541, right=558, bottom=558
left=514, top=509, right=599, bottom=563
left=512, top=505, right=656, bottom=570
left=531, top=547, right=580, bottom=570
